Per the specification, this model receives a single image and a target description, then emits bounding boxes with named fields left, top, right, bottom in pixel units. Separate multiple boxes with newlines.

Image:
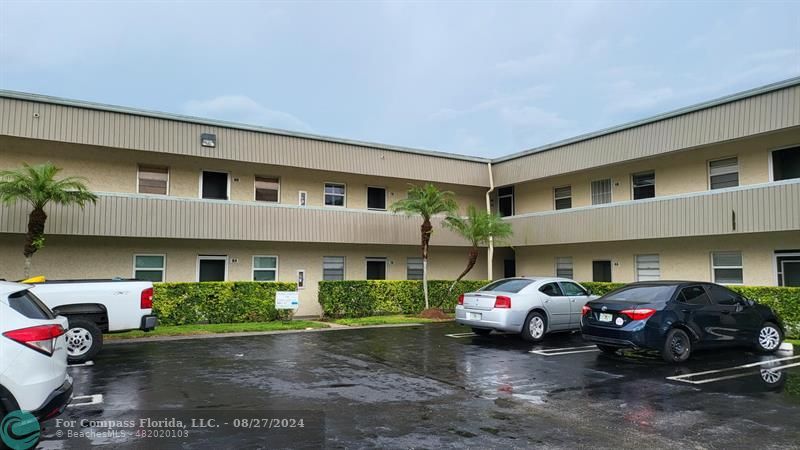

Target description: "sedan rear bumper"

left=455, top=306, right=521, bottom=333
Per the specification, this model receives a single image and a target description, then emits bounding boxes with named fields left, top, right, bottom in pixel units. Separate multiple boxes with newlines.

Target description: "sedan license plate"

left=467, top=312, right=482, bottom=321
left=599, top=313, right=613, bottom=322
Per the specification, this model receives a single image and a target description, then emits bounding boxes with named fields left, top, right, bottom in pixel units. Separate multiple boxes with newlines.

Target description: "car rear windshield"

left=7, top=289, right=56, bottom=320
left=603, top=285, right=675, bottom=304
left=479, top=279, right=533, bottom=293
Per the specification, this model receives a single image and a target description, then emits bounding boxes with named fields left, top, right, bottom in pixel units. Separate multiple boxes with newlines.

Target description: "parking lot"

left=43, top=323, right=800, bottom=449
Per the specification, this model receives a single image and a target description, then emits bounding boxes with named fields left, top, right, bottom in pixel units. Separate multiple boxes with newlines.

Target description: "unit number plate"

left=599, top=313, right=613, bottom=322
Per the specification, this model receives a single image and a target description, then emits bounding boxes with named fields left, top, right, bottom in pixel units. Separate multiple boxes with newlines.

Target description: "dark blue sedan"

left=581, top=281, right=785, bottom=363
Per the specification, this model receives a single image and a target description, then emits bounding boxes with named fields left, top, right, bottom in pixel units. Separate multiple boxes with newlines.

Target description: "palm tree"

left=390, top=183, right=458, bottom=310
left=0, top=163, right=97, bottom=277
left=444, top=206, right=513, bottom=291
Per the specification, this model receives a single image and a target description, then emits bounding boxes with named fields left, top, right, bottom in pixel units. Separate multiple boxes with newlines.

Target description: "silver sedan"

left=455, top=277, right=598, bottom=342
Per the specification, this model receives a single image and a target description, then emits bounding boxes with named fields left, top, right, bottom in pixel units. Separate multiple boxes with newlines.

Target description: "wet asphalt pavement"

left=41, top=323, right=800, bottom=449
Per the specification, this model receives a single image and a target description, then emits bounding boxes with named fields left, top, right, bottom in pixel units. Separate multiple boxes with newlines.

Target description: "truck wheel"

left=65, top=318, right=102, bottom=364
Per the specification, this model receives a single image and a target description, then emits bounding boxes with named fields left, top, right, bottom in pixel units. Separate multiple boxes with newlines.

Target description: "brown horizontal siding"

left=493, top=85, right=800, bottom=185
left=0, top=194, right=470, bottom=246
left=506, top=180, right=800, bottom=245
left=0, top=97, right=490, bottom=187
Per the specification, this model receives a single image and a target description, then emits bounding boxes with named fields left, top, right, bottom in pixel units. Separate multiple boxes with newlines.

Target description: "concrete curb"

left=104, top=322, right=433, bottom=345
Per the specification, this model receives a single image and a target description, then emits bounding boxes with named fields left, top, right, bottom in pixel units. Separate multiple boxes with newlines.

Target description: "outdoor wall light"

left=201, top=133, right=217, bottom=148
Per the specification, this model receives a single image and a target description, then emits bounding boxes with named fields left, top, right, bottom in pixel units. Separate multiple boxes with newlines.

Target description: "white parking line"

left=445, top=332, right=478, bottom=338
left=68, top=361, right=94, bottom=368
left=68, top=394, right=103, bottom=407
left=666, top=355, right=800, bottom=385
left=530, top=345, right=600, bottom=356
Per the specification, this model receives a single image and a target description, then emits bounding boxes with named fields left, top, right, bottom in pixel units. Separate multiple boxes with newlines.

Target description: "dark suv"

left=580, top=281, right=785, bottom=363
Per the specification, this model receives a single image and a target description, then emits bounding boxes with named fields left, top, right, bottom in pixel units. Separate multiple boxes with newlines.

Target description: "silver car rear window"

left=479, top=279, right=533, bottom=293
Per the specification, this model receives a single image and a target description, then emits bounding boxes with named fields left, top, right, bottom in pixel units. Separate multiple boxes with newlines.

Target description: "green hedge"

left=581, top=282, right=800, bottom=337
left=319, top=280, right=488, bottom=318
left=153, top=281, right=297, bottom=325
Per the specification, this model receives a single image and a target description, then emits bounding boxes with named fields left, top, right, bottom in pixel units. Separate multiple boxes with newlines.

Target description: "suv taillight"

left=582, top=305, right=591, bottom=316
left=141, top=287, right=154, bottom=309
left=620, top=308, right=656, bottom=321
left=3, top=324, right=65, bottom=356
left=494, top=295, right=511, bottom=309
left=458, top=294, right=465, bottom=305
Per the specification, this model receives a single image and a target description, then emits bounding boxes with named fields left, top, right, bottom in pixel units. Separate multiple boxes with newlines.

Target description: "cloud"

left=183, top=96, right=313, bottom=133
left=500, top=105, right=571, bottom=129
left=605, top=86, right=675, bottom=113
left=429, top=85, right=551, bottom=120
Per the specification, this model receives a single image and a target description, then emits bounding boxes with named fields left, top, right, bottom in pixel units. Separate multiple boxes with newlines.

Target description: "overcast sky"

left=1, top=1, right=798, bottom=157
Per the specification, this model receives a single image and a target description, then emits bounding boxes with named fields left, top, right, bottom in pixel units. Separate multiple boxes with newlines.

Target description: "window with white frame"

left=554, top=186, right=572, bottom=210
left=255, top=176, right=280, bottom=202
left=591, top=179, right=612, bottom=205
left=709, top=157, right=739, bottom=190
left=497, top=186, right=514, bottom=217
left=407, top=257, right=424, bottom=280
left=632, top=171, right=655, bottom=200
left=138, top=165, right=169, bottom=195
left=711, top=251, right=743, bottom=284
left=635, top=254, right=661, bottom=281
left=323, top=256, right=345, bottom=281
left=555, top=257, right=573, bottom=279
left=324, top=183, right=346, bottom=207
left=253, top=256, right=278, bottom=281
left=134, top=254, right=165, bottom=282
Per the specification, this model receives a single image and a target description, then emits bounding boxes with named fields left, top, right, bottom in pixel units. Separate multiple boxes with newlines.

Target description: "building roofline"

left=0, top=89, right=491, bottom=164
left=2, top=76, right=798, bottom=166
left=491, top=76, right=800, bottom=163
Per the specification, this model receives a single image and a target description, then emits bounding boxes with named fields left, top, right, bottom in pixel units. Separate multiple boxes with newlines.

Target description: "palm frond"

left=445, top=205, right=513, bottom=246
left=389, top=183, right=457, bottom=220
left=0, top=162, right=97, bottom=209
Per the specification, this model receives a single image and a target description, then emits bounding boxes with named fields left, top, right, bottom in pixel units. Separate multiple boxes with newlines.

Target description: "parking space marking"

left=68, top=360, right=95, bottom=368
left=530, top=345, right=600, bottom=356
left=68, top=394, right=104, bottom=407
left=445, top=332, right=478, bottom=338
left=666, top=355, right=800, bottom=385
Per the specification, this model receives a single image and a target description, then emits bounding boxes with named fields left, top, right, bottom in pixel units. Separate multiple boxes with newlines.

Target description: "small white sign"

left=275, top=291, right=299, bottom=310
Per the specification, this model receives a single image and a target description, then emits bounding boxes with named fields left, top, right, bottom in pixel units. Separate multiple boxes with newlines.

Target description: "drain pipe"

left=485, top=162, right=495, bottom=280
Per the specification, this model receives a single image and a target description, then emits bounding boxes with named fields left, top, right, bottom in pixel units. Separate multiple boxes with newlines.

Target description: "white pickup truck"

left=28, top=279, right=157, bottom=363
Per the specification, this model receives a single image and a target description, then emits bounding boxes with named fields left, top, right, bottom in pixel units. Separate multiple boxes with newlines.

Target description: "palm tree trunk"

left=421, top=219, right=433, bottom=310
left=450, top=246, right=479, bottom=292
left=23, top=256, right=32, bottom=279
left=23, top=207, right=47, bottom=278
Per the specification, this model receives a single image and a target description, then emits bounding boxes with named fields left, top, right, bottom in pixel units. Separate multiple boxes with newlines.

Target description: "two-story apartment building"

left=1, top=78, right=798, bottom=316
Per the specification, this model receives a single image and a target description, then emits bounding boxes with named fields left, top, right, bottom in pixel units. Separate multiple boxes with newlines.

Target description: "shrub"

left=319, top=280, right=488, bottom=318
left=580, top=282, right=800, bottom=337
left=154, top=281, right=297, bottom=325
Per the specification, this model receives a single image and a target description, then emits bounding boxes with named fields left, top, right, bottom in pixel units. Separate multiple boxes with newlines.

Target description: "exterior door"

left=504, top=259, right=516, bottom=278
left=366, top=258, right=387, bottom=280
left=592, top=261, right=612, bottom=282
left=538, top=282, right=571, bottom=330
left=198, top=256, right=227, bottom=281
left=783, top=261, right=800, bottom=287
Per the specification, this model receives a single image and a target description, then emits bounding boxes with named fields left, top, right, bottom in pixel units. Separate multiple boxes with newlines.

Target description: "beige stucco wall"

left=510, top=129, right=800, bottom=214
left=514, top=231, right=800, bottom=287
left=0, top=234, right=489, bottom=317
left=0, top=136, right=487, bottom=214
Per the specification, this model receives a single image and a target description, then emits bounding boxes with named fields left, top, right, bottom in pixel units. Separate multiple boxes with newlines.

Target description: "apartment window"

left=407, top=257, right=424, bottom=280
left=632, top=171, right=655, bottom=200
left=366, top=258, right=387, bottom=280
left=134, top=254, right=165, bottom=282
left=635, top=254, right=661, bottom=281
left=712, top=251, right=743, bottom=284
left=367, top=186, right=387, bottom=210
left=255, top=176, right=280, bottom=202
left=709, top=157, right=739, bottom=190
left=775, top=250, right=800, bottom=287
left=201, top=171, right=229, bottom=200
left=253, top=256, right=278, bottom=281
left=138, top=165, right=168, bottom=195
left=324, top=183, right=346, bottom=207
left=591, top=179, right=612, bottom=205
left=554, top=186, right=572, bottom=210
left=497, top=186, right=514, bottom=217
left=323, top=256, right=345, bottom=281
left=772, top=146, right=800, bottom=181
left=555, top=257, right=573, bottom=279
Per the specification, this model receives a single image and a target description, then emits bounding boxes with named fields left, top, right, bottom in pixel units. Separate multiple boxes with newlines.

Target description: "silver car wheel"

left=758, top=326, right=780, bottom=350
left=66, top=327, right=93, bottom=357
left=529, top=316, right=545, bottom=339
